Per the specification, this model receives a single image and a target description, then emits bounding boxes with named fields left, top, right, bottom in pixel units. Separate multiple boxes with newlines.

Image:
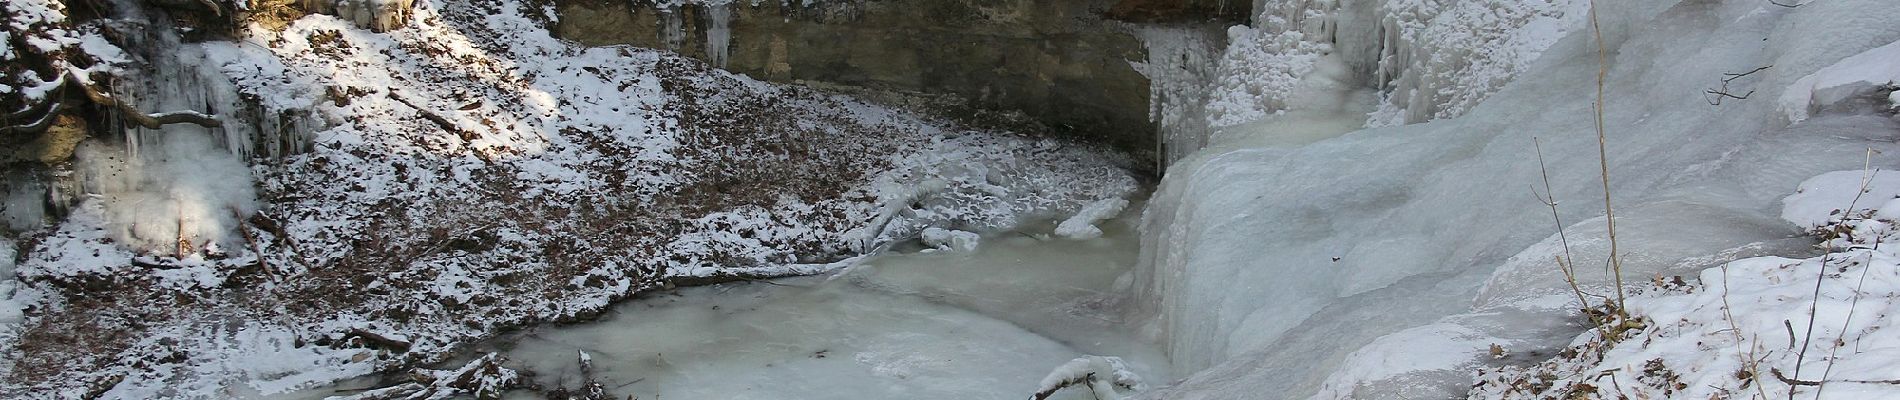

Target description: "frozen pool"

left=478, top=204, right=1168, bottom=400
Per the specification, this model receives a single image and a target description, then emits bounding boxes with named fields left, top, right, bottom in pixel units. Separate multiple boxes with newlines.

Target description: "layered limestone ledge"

left=552, top=0, right=1242, bottom=163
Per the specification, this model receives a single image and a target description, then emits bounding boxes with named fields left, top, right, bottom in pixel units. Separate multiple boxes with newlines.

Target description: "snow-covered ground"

left=0, top=0, right=1138, bottom=397
left=1470, top=169, right=1900, bottom=399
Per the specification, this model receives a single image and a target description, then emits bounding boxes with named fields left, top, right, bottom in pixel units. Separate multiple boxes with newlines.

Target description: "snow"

left=1780, top=38, right=1900, bottom=124
left=1310, top=319, right=1500, bottom=400
left=0, top=240, right=21, bottom=327
left=1781, top=170, right=1900, bottom=229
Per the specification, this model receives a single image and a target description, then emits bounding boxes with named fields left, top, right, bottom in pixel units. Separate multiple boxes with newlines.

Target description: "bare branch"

left=1706, top=65, right=1772, bottom=106
left=71, top=73, right=223, bottom=129
left=1772, top=368, right=1900, bottom=387
left=3, top=71, right=222, bottom=135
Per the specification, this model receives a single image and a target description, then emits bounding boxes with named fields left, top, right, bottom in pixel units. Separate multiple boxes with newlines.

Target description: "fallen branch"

left=70, top=72, right=222, bottom=129
left=344, top=328, right=413, bottom=353
left=231, top=208, right=277, bottom=283
left=1772, top=368, right=1900, bottom=387
left=387, top=91, right=479, bottom=141
left=248, top=212, right=317, bottom=272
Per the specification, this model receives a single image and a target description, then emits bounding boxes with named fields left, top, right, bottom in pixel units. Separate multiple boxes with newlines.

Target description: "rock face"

left=553, top=0, right=1217, bottom=163
left=2, top=115, right=86, bottom=165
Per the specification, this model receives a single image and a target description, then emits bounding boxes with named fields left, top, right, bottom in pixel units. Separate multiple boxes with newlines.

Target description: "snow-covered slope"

left=0, top=0, right=1137, bottom=397
left=1472, top=169, right=1900, bottom=400
left=1132, top=0, right=1900, bottom=398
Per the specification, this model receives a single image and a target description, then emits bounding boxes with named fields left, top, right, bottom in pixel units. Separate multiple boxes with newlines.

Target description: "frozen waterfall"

left=1131, top=0, right=1900, bottom=398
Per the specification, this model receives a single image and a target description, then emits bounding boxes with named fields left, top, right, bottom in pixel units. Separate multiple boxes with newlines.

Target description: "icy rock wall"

left=1194, top=0, right=1587, bottom=134
left=1131, top=0, right=1900, bottom=398
left=301, top=0, right=415, bottom=32
left=1131, top=26, right=1226, bottom=170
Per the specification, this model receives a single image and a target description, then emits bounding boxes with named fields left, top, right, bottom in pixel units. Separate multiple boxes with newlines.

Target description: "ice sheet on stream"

left=492, top=209, right=1168, bottom=400
left=1132, top=0, right=1900, bottom=398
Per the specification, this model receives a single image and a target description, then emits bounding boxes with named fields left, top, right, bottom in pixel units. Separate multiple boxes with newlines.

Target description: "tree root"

left=1, top=72, right=221, bottom=137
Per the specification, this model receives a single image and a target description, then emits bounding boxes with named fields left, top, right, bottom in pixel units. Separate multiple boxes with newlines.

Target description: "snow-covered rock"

left=920, top=227, right=980, bottom=252
left=301, top=0, right=415, bottom=32
left=1780, top=38, right=1900, bottom=124
left=1056, top=198, right=1130, bottom=240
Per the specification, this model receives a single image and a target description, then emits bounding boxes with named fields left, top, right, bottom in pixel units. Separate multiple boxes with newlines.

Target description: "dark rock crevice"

left=553, top=0, right=1242, bottom=167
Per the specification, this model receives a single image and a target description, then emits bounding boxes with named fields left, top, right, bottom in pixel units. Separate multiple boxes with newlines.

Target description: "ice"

left=1132, top=0, right=1900, bottom=398
left=660, top=7, right=686, bottom=51
left=705, top=3, right=733, bottom=69
left=1131, top=26, right=1226, bottom=167
left=1195, top=0, right=1584, bottom=131
left=499, top=209, right=1167, bottom=400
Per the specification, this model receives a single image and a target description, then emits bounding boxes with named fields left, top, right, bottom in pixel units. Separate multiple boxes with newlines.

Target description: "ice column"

left=704, top=3, right=733, bottom=69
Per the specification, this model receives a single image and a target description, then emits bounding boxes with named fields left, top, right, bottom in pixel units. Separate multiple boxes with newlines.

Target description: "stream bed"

left=483, top=206, right=1168, bottom=399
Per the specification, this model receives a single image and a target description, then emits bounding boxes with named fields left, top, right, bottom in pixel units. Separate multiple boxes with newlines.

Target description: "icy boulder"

left=302, top=0, right=414, bottom=32
left=1056, top=198, right=1130, bottom=240
left=1780, top=39, right=1900, bottom=124
left=920, top=227, right=980, bottom=252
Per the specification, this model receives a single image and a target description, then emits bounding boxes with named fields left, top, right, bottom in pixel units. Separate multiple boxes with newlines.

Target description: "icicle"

left=703, top=3, right=733, bottom=69
left=1130, top=26, right=1222, bottom=170
left=659, top=6, right=685, bottom=51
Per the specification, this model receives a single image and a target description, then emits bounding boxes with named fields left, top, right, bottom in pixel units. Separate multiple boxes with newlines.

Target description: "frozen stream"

left=481, top=204, right=1168, bottom=399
